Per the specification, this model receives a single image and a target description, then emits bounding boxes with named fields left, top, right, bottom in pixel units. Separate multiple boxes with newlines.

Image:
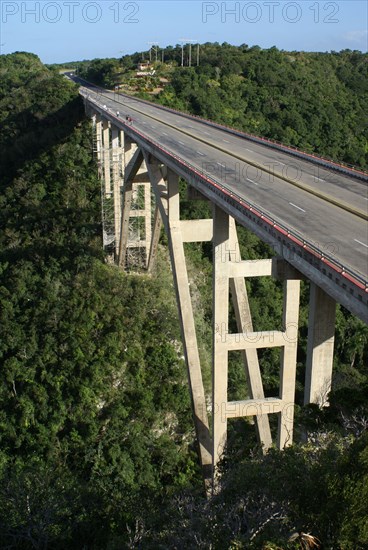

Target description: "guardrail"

left=83, top=92, right=368, bottom=295
left=78, top=77, right=367, bottom=179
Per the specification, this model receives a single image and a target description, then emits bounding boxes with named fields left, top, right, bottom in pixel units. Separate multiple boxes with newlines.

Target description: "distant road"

left=71, top=75, right=368, bottom=282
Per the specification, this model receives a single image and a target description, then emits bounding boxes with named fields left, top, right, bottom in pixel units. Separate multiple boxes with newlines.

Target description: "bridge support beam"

left=111, top=126, right=122, bottom=258
left=94, top=112, right=102, bottom=169
left=212, top=206, right=301, bottom=480
left=102, top=119, right=111, bottom=197
left=142, top=154, right=212, bottom=488
left=304, top=283, right=336, bottom=407
left=119, top=149, right=303, bottom=489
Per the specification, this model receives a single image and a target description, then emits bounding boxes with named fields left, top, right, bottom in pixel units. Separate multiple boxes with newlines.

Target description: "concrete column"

left=102, top=119, right=111, bottom=196
left=111, top=126, right=121, bottom=258
left=144, top=182, right=152, bottom=267
left=278, top=279, right=300, bottom=448
left=304, top=283, right=336, bottom=406
left=167, top=169, right=212, bottom=485
left=95, top=113, right=102, bottom=165
left=147, top=206, right=162, bottom=273
left=212, top=206, right=230, bottom=473
left=144, top=156, right=212, bottom=488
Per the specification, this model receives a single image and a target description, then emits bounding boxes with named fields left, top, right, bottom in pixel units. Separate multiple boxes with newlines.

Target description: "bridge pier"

left=88, top=110, right=349, bottom=494
left=212, top=206, right=301, bottom=476
left=305, top=283, right=336, bottom=407
left=102, top=119, right=111, bottom=197
left=95, top=120, right=304, bottom=489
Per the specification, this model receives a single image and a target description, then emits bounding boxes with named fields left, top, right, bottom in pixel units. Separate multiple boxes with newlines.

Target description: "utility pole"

left=179, top=40, right=185, bottom=66
left=148, top=42, right=159, bottom=63
left=180, top=39, right=196, bottom=67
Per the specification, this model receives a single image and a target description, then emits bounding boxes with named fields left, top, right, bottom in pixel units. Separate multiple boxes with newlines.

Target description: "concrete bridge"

left=76, top=77, right=368, bottom=491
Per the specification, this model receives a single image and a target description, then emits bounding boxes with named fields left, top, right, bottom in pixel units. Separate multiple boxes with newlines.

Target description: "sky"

left=0, top=0, right=367, bottom=64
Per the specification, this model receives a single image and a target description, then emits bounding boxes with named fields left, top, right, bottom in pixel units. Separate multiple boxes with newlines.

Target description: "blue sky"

left=1, top=1, right=367, bottom=63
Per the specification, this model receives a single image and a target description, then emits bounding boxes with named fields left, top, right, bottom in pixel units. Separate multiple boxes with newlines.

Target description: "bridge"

left=73, top=75, right=368, bottom=491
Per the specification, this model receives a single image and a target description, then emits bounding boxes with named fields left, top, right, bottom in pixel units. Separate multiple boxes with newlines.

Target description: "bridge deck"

left=77, top=80, right=368, bottom=322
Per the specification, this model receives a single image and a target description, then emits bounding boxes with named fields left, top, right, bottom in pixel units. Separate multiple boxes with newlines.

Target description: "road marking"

left=150, top=125, right=156, bottom=129
left=178, top=141, right=185, bottom=145
left=203, top=131, right=210, bottom=135
left=289, top=202, right=306, bottom=212
left=277, top=161, right=286, bottom=166
left=315, top=177, right=325, bottom=182
left=197, top=151, right=204, bottom=156
left=217, top=162, right=225, bottom=167
left=142, top=121, right=147, bottom=124
left=245, top=148, right=252, bottom=152
left=247, top=178, right=258, bottom=186
left=354, top=239, right=368, bottom=249
left=223, top=139, right=230, bottom=143
left=162, top=132, right=168, bottom=136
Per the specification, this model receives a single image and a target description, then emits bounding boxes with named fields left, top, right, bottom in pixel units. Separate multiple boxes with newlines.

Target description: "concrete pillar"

left=102, top=119, right=111, bottom=196
left=304, top=283, right=336, bottom=406
left=212, top=206, right=230, bottom=471
left=144, top=181, right=152, bottom=267
left=167, top=169, right=212, bottom=485
left=111, top=126, right=121, bottom=258
left=278, top=279, right=300, bottom=448
left=147, top=206, right=162, bottom=273
left=143, top=155, right=212, bottom=488
left=95, top=113, right=102, bottom=165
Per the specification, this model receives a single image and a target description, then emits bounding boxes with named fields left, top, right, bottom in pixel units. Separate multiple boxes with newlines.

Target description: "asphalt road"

left=74, top=78, right=368, bottom=281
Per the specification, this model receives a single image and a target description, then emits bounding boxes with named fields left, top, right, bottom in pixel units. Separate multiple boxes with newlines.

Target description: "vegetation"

left=0, top=52, right=199, bottom=548
left=1, top=47, right=367, bottom=548
left=74, top=43, right=368, bottom=169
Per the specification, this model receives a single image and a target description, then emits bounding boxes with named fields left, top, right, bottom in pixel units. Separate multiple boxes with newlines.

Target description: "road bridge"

left=75, top=77, right=367, bottom=491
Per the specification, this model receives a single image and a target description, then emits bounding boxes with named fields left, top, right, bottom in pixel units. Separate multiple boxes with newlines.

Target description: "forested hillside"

left=77, top=43, right=368, bottom=169
left=0, top=52, right=199, bottom=548
left=1, top=49, right=367, bottom=549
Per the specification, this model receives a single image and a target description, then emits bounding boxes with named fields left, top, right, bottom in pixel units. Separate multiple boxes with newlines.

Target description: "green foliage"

left=150, top=44, right=368, bottom=169
left=0, top=52, right=199, bottom=548
left=77, top=58, right=122, bottom=88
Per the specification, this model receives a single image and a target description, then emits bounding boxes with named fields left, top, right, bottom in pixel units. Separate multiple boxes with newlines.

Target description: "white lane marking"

left=217, top=162, right=225, bottom=167
left=315, top=177, right=325, bottom=182
left=178, top=141, right=185, bottom=145
left=142, top=121, right=147, bottom=125
left=150, top=125, right=156, bottom=129
left=277, top=161, right=286, bottom=166
left=289, top=202, right=306, bottom=213
left=223, top=139, right=230, bottom=143
left=162, top=132, right=168, bottom=136
left=354, top=239, right=368, bottom=249
left=203, top=131, right=210, bottom=135
left=247, top=178, right=258, bottom=186
left=245, top=148, right=252, bottom=152
left=197, top=151, right=204, bottom=156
